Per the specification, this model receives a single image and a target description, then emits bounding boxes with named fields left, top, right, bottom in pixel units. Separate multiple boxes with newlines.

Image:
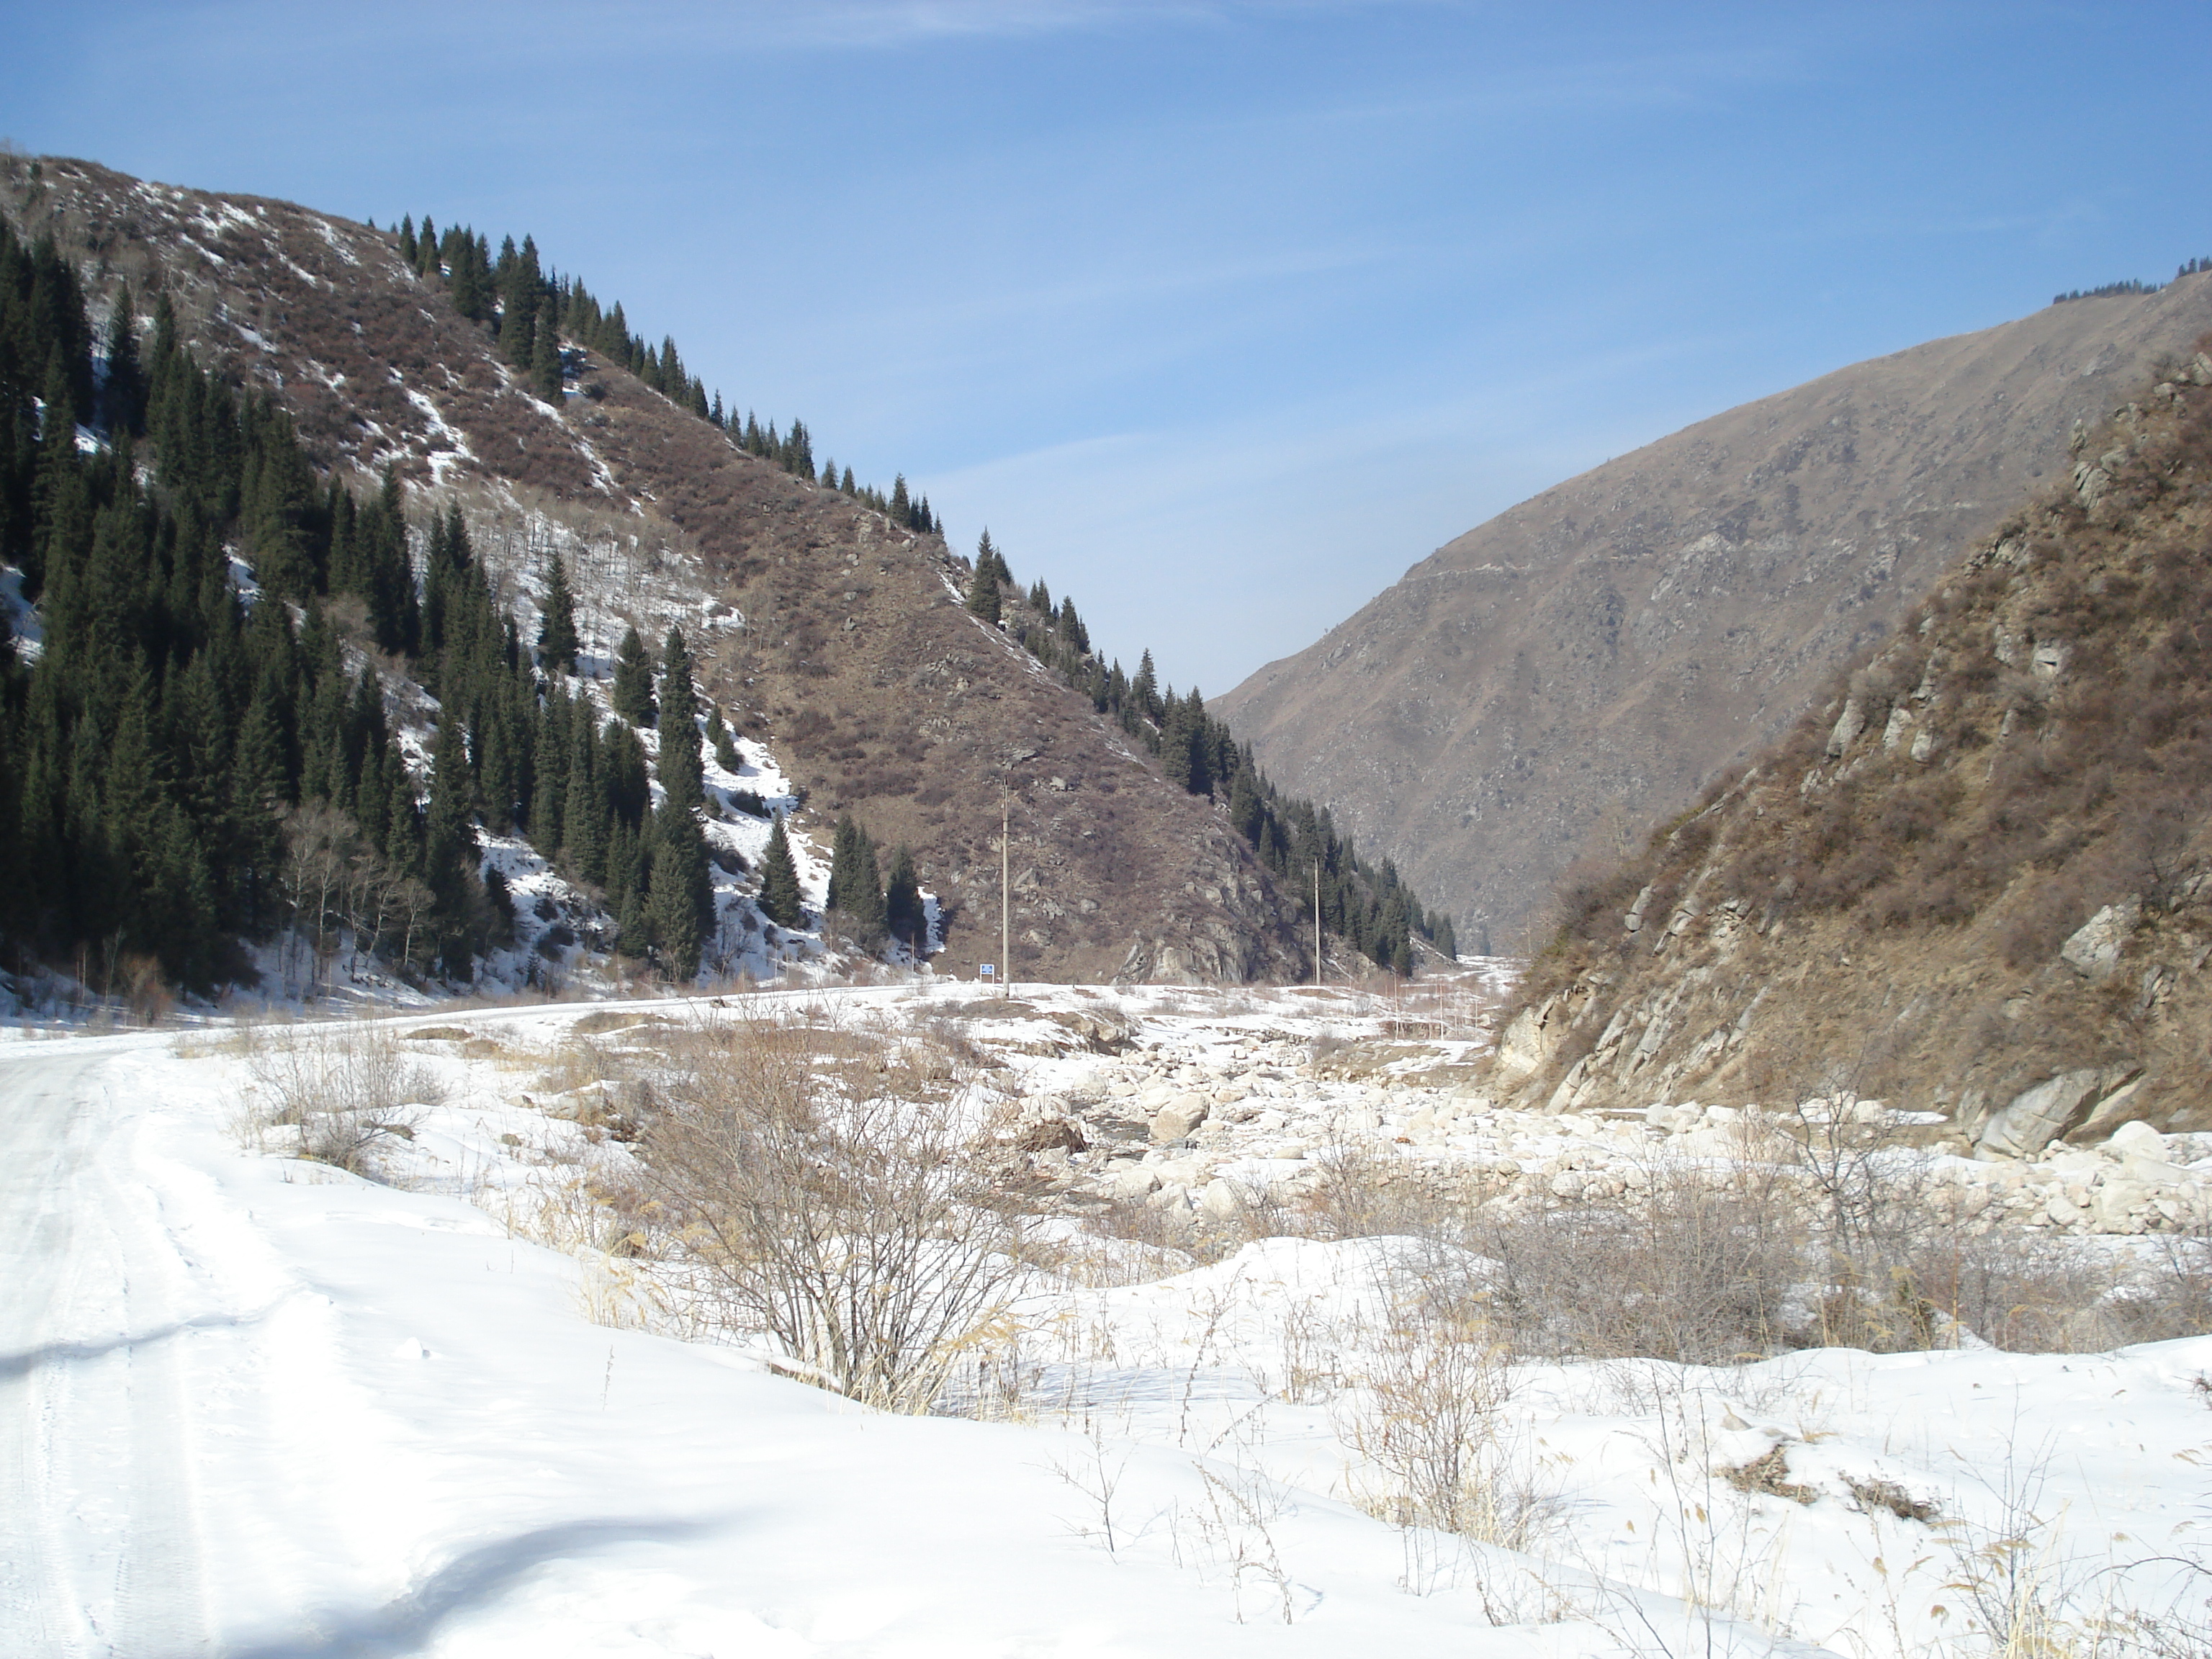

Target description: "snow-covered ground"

left=4, top=986, right=2210, bottom=1657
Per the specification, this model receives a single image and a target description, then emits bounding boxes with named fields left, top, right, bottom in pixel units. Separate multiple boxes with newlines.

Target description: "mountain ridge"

left=1218, top=275, right=2212, bottom=948
left=1475, top=338, right=2212, bottom=1145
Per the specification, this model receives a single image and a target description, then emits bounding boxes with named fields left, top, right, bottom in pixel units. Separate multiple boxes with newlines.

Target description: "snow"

left=6, top=992, right=2211, bottom=1656
left=403, top=387, right=479, bottom=483
left=1, top=563, right=44, bottom=659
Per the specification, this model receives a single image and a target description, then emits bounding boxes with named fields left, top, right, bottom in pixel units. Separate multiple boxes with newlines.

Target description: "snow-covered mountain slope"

left=1, top=153, right=1308, bottom=990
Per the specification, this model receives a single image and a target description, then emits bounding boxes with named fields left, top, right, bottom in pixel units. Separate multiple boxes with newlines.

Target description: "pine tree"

left=536, top=554, right=578, bottom=672
left=1131, top=650, right=1159, bottom=724
left=657, top=628, right=702, bottom=815
left=709, top=704, right=740, bottom=773
left=827, top=814, right=860, bottom=916
left=649, top=631, right=711, bottom=982
left=100, top=284, right=143, bottom=435
left=884, top=845, right=923, bottom=951
left=611, top=624, right=656, bottom=726
left=649, top=807, right=711, bottom=980
left=758, top=815, right=804, bottom=927
left=825, top=814, right=884, bottom=935
left=531, top=298, right=562, bottom=403
left=966, top=531, right=1002, bottom=626
left=423, top=714, right=480, bottom=976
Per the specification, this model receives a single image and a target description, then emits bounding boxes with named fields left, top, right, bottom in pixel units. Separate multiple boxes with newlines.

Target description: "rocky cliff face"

left=1477, top=342, right=2212, bottom=1148
left=6, top=156, right=1304, bottom=983
left=1218, top=279, right=2212, bottom=948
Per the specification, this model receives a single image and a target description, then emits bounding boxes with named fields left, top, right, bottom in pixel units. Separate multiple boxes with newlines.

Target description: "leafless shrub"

left=1337, top=1308, right=1552, bottom=1552
left=1719, top=1444, right=1816, bottom=1505
left=635, top=1010, right=1026, bottom=1412
left=1844, top=1473, right=1941, bottom=1524
left=1300, top=1125, right=1469, bottom=1242
left=247, top=1028, right=445, bottom=1175
left=1475, top=1160, right=1804, bottom=1364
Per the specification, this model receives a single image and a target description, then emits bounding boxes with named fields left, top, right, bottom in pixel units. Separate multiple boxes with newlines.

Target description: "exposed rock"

left=1151, top=1097, right=1211, bottom=1142
left=1015, top=1118, right=1087, bottom=1155
left=2060, top=899, right=2141, bottom=981
left=1827, top=699, right=1867, bottom=759
left=1979, top=1068, right=2141, bottom=1160
left=2108, top=1119, right=2167, bottom=1159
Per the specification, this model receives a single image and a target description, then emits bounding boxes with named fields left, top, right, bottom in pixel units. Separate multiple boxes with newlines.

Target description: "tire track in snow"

left=0, top=1046, right=215, bottom=1657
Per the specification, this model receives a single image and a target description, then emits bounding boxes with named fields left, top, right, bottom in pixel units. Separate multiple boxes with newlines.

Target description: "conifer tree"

left=966, top=530, right=1002, bottom=626
left=825, top=814, right=884, bottom=934
left=649, top=631, right=711, bottom=982
left=758, top=815, right=804, bottom=927
left=100, top=284, right=143, bottom=435
left=531, top=298, right=562, bottom=403
left=657, top=628, right=702, bottom=815
left=884, top=845, right=923, bottom=951
left=709, top=703, right=740, bottom=773
left=536, top=554, right=578, bottom=672
left=423, top=715, right=480, bottom=976
left=827, top=815, right=861, bottom=917
left=611, top=624, right=656, bottom=726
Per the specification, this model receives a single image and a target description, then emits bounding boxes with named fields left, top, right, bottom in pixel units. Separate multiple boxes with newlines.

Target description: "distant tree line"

left=394, top=215, right=940, bottom=534
left=0, top=222, right=719, bottom=993
left=961, top=529, right=1455, bottom=973
left=2053, top=277, right=2163, bottom=304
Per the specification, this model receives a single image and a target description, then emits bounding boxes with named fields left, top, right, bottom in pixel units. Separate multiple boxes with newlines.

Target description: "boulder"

left=1015, top=1118, right=1087, bottom=1154
left=2091, top=1181, right=2149, bottom=1232
left=2060, top=898, right=2140, bottom=980
left=2108, top=1119, right=2167, bottom=1159
left=1825, top=698, right=1866, bottom=758
left=1197, top=1178, right=1244, bottom=1218
left=1105, top=1163, right=1161, bottom=1201
left=1979, top=1068, right=2134, bottom=1159
left=1151, top=1097, right=1210, bottom=1142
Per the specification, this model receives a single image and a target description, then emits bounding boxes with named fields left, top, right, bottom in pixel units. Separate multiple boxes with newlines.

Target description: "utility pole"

left=1000, top=788, right=1012, bottom=1001
left=1312, top=858, right=1322, bottom=988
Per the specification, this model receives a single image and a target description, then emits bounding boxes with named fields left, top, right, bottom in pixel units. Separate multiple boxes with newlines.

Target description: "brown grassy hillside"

left=1218, top=279, right=2212, bottom=950
left=1484, top=341, right=2212, bottom=1146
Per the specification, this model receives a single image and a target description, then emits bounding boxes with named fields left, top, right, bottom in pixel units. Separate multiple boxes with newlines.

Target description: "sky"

left=4, top=0, right=2208, bottom=694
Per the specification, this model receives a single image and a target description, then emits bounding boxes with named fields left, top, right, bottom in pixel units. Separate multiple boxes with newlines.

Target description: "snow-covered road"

left=4, top=1037, right=228, bottom=1656
left=0, top=1021, right=1612, bottom=1657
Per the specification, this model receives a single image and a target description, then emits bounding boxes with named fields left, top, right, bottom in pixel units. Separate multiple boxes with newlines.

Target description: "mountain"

left=1, top=154, right=1374, bottom=991
left=1216, top=276, right=2212, bottom=950
left=1478, top=340, right=2212, bottom=1145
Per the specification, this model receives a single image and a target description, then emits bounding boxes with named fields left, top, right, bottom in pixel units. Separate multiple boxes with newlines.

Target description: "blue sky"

left=5, top=1, right=2207, bottom=693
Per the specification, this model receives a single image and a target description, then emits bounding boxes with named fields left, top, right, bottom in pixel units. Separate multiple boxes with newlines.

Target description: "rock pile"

left=998, top=1038, right=2212, bottom=1239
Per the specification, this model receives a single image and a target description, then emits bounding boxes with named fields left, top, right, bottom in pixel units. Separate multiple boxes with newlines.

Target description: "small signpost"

left=980, top=963, right=995, bottom=981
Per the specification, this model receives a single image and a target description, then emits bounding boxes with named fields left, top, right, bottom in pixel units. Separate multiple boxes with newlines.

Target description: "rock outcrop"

left=1468, top=345, right=2212, bottom=1142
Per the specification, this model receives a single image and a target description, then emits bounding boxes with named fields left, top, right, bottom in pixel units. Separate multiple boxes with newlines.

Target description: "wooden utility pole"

left=1312, top=858, right=1322, bottom=987
left=1000, top=789, right=1012, bottom=1001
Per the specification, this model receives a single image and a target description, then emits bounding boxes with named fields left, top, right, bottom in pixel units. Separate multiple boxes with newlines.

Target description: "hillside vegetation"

left=0, top=154, right=1448, bottom=998
left=1488, top=340, right=2212, bottom=1146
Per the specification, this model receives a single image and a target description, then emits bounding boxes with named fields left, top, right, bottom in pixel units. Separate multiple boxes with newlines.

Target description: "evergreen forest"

left=0, top=195, right=1452, bottom=1002
left=0, top=220, right=715, bottom=993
